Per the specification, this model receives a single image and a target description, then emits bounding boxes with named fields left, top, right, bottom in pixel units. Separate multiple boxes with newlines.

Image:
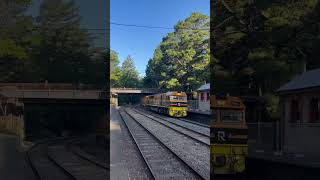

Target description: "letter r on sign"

left=218, top=131, right=226, bottom=142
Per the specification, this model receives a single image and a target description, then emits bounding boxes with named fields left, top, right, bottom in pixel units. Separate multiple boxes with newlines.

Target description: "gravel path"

left=125, top=108, right=210, bottom=180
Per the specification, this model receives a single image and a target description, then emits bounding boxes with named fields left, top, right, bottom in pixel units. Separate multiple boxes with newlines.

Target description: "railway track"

left=179, top=117, right=210, bottom=128
left=119, top=108, right=205, bottom=179
left=132, top=108, right=210, bottom=145
left=138, top=106, right=210, bottom=128
left=121, top=107, right=210, bottom=179
left=27, top=137, right=108, bottom=180
left=135, top=107, right=210, bottom=129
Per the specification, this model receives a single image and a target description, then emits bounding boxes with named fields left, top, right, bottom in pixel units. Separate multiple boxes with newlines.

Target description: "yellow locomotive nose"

left=182, top=110, right=187, bottom=116
left=168, top=107, right=187, bottom=117
left=169, top=109, right=175, bottom=117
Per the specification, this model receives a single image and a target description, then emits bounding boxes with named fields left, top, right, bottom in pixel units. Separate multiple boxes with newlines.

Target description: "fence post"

left=276, top=120, right=280, bottom=151
left=273, top=121, right=276, bottom=151
left=257, top=121, right=261, bottom=146
left=20, top=115, right=24, bottom=142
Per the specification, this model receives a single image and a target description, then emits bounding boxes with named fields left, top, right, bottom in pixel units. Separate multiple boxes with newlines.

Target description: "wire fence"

left=0, top=114, right=24, bottom=136
left=188, top=100, right=199, bottom=110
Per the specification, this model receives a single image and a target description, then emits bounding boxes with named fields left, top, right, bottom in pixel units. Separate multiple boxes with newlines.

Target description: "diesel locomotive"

left=211, top=95, right=248, bottom=175
left=142, top=91, right=188, bottom=117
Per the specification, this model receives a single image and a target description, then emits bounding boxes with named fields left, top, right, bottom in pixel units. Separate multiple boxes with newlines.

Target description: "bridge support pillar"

left=110, top=93, right=118, bottom=107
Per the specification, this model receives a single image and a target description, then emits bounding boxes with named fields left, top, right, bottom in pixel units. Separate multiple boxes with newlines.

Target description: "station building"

left=187, top=83, right=210, bottom=114
left=277, top=68, right=320, bottom=156
left=197, top=83, right=210, bottom=112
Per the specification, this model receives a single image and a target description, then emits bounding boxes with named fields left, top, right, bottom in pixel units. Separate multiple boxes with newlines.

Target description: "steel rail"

left=139, top=106, right=210, bottom=128
left=118, top=110, right=156, bottom=180
left=130, top=108, right=210, bottom=146
left=26, top=137, right=79, bottom=180
left=122, top=108, right=206, bottom=180
left=179, top=117, right=211, bottom=128
left=68, top=141, right=109, bottom=170
left=46, top=138, right=108, bottom=180
left=136, top=107, right=210, bottom=136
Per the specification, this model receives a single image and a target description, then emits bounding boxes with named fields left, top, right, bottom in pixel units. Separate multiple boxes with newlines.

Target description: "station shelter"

left=277, top=68, right=320, bottom=156
left=197, top=83, right=210, bottom=112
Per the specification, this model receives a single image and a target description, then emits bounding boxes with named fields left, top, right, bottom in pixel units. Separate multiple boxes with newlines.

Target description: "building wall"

left=197, top=90, right=210, bottom=111
left=281, top=91, right=320, bottom=156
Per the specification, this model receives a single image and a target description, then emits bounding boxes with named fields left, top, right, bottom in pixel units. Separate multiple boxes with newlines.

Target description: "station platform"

left=188, top=109, right=211, bottom=116
left=246, top=150, right=320, bottom=179
left=248, top=150, right=320, bottom=169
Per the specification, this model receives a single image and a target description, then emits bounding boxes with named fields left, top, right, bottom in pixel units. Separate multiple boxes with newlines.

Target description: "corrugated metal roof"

left=197, top=83, right=210, bottom=91
left=277, top=68, right=320, bottom=92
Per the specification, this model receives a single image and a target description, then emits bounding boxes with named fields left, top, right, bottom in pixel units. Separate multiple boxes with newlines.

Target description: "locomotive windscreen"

left=170, top=96, right=187, bottom=101
left=220, top=110, right=243, bottom=122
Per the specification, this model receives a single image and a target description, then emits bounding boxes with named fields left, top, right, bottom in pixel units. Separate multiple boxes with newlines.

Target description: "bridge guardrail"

left=0, top=83, right=104, bottom=90
left=110, top=88, right=160, bottom=93
left=0, top=89, right=108, bottom=99
left=111, top=88, right=159, bottom=90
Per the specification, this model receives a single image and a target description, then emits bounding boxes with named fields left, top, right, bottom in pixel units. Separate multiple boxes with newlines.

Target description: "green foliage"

left=110, top=51, right=143, bottom=88
left=37, top=0, right=91, bottom=83
left=212, top=0, right=320, bottom=96
left=110, top=50, right=122, bottom=87
left=0, top=39, right=27, bottom=59
left=119, top=56, right=141, bottom=88
left=145, top=12, right=210, bottom=92
left=0, top=0, right=34, bottom=82
left=0, top=0, right=106, bottom=84
left=86, top=48, right=107, bottom=85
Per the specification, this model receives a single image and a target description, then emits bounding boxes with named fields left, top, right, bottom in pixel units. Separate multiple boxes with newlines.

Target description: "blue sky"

left=111, top=0, right=209, bottom=76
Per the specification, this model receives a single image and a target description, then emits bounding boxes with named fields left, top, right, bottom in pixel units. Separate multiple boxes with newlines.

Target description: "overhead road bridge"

left=0, top=83, right=108, bottom=141
left=110, top=88, right=160, bottom=106
left=111, top=88, right=159, bottom=94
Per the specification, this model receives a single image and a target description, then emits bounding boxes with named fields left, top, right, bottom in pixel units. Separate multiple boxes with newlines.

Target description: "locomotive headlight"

left=234, top=155, right=246, bottom=173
